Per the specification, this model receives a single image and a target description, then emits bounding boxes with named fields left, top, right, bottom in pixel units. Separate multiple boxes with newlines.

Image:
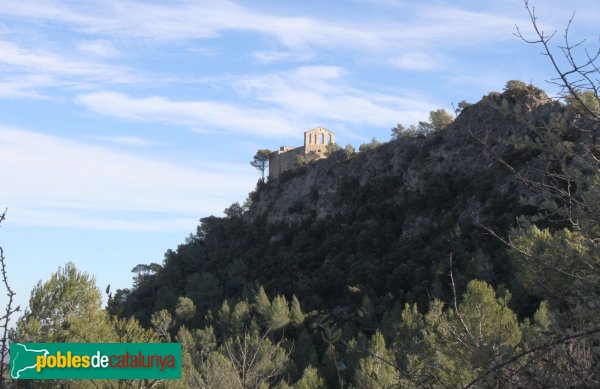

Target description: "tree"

left=418, top=108, right=453, bottom=132
left=289, top=295, right=305, bottom=328
left=15, top=262, right=112, bottom=343
left=344, top=144, right=356, bottom=158
left=391, top=123, right=424, bottom=139
left=222, top=329, right=290, bottom=388
left=251, top=149, right=272, bottom=181
left=421, top=280, right=522, bottom=387
left=462, top=3, right=600, bottom=385
left=324, top=142, right=342, bottom=157
left=186, top=272, right=222, bottom=309
left=516, top=0, right=600, bottom=123
left=224, top=202, right=245, bottom=218
left=293, top=366, right=326, bottom=389
left=455, top=100, right=472, bottom=114
left=353, top=331, right=399, bottom=389
left=253, top=285, right=271, bottom=320
left=267, top=295, right=290, bottom=331
left=150, top=309, right=174, bottom=341
left=294, top=154, right=306, bottom=167
left=12, top=263, right=126, bottom=388
left=358, top=138, right=382, bottom=152
left=175, top=296, right=196, bottom=323
left=391, top=123, right=405, bottom=139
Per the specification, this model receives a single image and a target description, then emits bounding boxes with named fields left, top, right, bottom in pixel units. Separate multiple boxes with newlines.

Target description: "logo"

left=10, top=343, right=181, bottom=380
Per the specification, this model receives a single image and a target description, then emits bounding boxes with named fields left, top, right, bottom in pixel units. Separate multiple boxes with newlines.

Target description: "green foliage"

left=456, top=100, right=471, bottom=112
left=223, top=329, right=290, bottom=388
left=251, top=149, right=272, bottom=181
left=110, top=81, right=600, bottom=385
left=391, top=123, right=424, bottom=139
left=224, top=202, right=246, bottom=218
left=150, top=309, right=173, bottom=341
left=289, top=295, right=305, bottom=327
left=325, top=142, right=342, bottom=157
left=226, top=259, right=248, bottom=295
left=390, top=123, right=405, bottom=139
left=418, top=108, right=453, bottom=132
left=197, top=351, right=239, bottom=388
left=417, top=280, right=522, bottom=387
left=186, top=272, right=221, bottom=309
left=15, top=262, right=111, bottom=343
left=230, top=300, right=251, bottom=334
left=268, top=295, right=290, bottom=330
left=254, top=285, right=271, bottom=319
left=353, top=331, right=399, bottom=389
left=294, top=154, right=306, bottom=167
left=293, top=366, right=326, bottom=389
left=566, top=90, right=600, bottom=117
left=13, top=263, right=157, bottom=388
left=358, top=137, right=382, bottom=152
left=175, top=296, right=196, bottom=322
left=344, top=144, right=356, bottom=158
left=111, top=315, right=156, bottom=343
left=292, top=330, right=318, bottom=373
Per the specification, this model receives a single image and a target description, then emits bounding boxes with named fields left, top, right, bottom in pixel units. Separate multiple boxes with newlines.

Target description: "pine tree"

left=254, top=285, right=271, bottom=322
left=175, top=296, right=196, bottom=322
left=422, top=280, right=522, bottom=387
left=268, top=295, right=290, bottom=330
left=150, top=309, right=174, bottom=342
left=293, top=366, right=326, bottom=389
left=353, top=331, right=399, bottom=389
left=230, top=300, right=251, bottom=334
left=289, top=295, right=305, bottom=327
left=15, top=262, right=112, bottom=343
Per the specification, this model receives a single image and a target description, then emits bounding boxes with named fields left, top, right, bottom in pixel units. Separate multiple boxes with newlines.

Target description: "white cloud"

left=0, top=0, right=529, bottom=54
left=0, top=0, right=382, bottom=49
left=74, top=66, right=434, bottom=138
left=77, top=39, right=120, bottom=58
left=233, top=66, right=433, bottom=127
left=0, top=126, right=256, bottom=231
left=390, top=53, right=440, bottom=71
left=0, top=74, right=57, bottom=99
left=72, top=64, right=435, bottom=139
left=0, top=40, right=136, bottom=98
left=93, top=135, right=154, bottom=147
left=75, top=92, right=298, bottom=137
left=0, top=41, right=127, bottom=80
left=252, top=50, right=314, bottom=63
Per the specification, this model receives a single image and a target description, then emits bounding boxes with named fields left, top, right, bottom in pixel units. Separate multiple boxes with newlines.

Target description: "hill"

left=117, top=83, right=557, bottom=323
left=103, top=81, right=600, bottom=387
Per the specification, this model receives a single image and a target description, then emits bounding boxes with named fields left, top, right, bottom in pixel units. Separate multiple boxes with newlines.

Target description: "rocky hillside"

left=118, top=83, right=568, bottom=324
left=248, top=84, right=556, bottom=227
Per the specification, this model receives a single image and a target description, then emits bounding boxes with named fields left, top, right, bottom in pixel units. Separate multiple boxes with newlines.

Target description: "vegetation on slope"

left=80, top=81, right=595, bottom=387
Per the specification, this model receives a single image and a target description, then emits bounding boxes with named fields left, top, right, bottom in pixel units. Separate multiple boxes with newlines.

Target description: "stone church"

left=269, top=127, right=335, bottom=179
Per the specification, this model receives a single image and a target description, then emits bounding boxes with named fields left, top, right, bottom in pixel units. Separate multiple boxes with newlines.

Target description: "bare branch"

left=462, top=326, right=600, bottom=389
left=0, top=209, right=18, bottom=387
left=516, top=1, right=600, bottom=121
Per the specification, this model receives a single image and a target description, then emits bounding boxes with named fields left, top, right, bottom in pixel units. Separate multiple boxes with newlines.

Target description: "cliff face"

left=121, top=84, right=570, bottom=323
left=247, top=85, right=556, bottom=229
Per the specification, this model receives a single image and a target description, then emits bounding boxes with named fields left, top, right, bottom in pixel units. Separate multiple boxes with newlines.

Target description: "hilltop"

left=118, top=82, right=559, bottom=322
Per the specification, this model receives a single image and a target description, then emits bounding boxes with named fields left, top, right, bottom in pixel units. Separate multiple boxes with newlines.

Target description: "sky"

left=1, top=0, right=599, bottom=316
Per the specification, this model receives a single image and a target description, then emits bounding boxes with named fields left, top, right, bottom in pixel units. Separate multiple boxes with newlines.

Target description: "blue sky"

left=1, top=0, right=599, bottom=315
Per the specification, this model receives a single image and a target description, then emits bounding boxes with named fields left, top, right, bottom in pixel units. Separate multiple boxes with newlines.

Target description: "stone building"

left=269, top=127, right=335, bottom=179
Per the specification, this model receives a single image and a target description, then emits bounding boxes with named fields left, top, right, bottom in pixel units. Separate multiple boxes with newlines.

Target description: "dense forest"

left=8, top=77, right=600, bottom=388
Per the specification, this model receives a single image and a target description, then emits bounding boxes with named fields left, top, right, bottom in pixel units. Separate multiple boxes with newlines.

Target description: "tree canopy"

left=251, top=149, right=272, bottom=181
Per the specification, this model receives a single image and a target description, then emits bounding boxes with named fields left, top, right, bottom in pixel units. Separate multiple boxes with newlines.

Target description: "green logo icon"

left=10, top=343, right=49, bottom=379
left=10, top=343, right=181, bottom=380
